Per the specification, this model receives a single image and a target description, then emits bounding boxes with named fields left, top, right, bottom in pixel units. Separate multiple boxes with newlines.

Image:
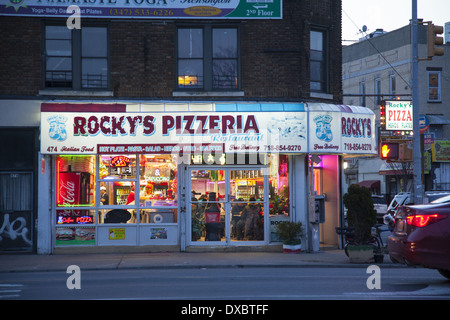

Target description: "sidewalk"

left=0, top=250, right=403, bottom=273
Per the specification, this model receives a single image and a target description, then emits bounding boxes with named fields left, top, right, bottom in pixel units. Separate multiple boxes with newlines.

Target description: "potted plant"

left=276, top=221, right=304, bottom=253
left=343, top=184, right=377, bottom=263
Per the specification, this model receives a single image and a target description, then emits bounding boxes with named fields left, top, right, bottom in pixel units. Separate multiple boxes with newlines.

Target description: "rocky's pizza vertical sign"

left=385, top=100, right=413, bottom=131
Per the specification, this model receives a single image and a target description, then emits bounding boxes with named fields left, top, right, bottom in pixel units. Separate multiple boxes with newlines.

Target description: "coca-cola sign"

left=57, top=173, right=81, bottom=206
left=59, top=180, right=76, bottom=205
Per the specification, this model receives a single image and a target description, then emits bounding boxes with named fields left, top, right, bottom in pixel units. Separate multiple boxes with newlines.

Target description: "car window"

left=372, top=198, right=386, bottom=205
left=431, top=195, right=450, bottom=203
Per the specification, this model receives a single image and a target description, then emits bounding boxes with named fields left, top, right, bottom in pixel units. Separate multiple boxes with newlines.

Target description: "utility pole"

left=411, top=0, right=423, bottom=204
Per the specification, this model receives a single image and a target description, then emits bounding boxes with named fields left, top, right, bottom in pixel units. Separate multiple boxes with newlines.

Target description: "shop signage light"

left=41, top=106, right=377, bottom=156
left=57, top=215, right=94, bottom=225
left=384, top=101, right=413, bottom=131
left=0, top=0, right=283, bottom=19
left=111, top=155, right=131, bottom=167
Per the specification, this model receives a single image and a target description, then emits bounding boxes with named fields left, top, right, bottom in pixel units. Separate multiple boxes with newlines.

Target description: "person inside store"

left=104, top=209, right=132, bottom=223
left=242, top=197, right=263, bottom=240
left=191, top=196, right=205, bottom=241
left=204, top=192, right=222, bottom=241
left=126, top=191, right=135, bottom=205
left=231, top=198, right=245, bottom=239
left=197, top=194, right=208, bottom=214
left=100, top=186, right=109, bottom=205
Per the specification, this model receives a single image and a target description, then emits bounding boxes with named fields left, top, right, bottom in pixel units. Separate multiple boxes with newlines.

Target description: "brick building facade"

left=0, top=0, right=368, bottom=254
left=0, top=0, right=342, bottom=102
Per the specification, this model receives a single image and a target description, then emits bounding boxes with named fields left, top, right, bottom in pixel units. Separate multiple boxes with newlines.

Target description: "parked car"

left=388, top=202, right=450, bottom=279
left=387, top=192, right=413, bottom=217
left=372, top=195, right=388, bottom=222
left=387, top=191, right=450, bottom=217
left=431, top=194, right=450, bottom=204
left=425, top=191, right=450, bottom=203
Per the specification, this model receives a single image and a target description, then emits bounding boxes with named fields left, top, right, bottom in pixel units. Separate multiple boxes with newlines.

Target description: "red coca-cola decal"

left=57, top=173, right=81, bottom=206
left=59, top=180, right=76, bottom=205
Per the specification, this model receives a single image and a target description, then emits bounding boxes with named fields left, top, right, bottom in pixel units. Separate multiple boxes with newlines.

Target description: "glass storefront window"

left=268, top=154, right=290, bottom=242
left=139, top=154, right=178, bottom=207
left=192, top=197, right=224, bottom=242
left=56, top=155, right=96, bottom=207
left=98, top=208, right=133, bottom=224
left=55, top=154, right=179, bottom=247
left=230, top=169, right=264, bottom=201
left=144, top=208, right=178, bottom=224
left=54, top=153, right=292, bottom=246
left=268, top=154, right=289, bottom=216
left=230, top=198, right=264, bottom=241
left=190, top=168, right=266, bottom=243
left=99, top=155, right=137, bottom=179
left=230, top=169, right=264, bottom=242
left=99, top=181, right=135, bottom=206
left=97, top=154, right=178, bottom=224
left=191, top=170, right=225, bottom=241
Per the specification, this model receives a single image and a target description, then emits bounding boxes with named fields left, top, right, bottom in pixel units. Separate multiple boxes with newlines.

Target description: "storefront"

left=39, top=102, right=376, bottom=253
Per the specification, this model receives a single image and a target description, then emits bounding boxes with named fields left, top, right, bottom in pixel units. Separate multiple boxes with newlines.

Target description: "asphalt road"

left=1, top=266, right=449, bottom=301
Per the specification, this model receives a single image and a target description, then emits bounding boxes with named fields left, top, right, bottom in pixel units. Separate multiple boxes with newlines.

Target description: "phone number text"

left=109, top=8, right=174, bottom=16
left=263, top=145, right=302, bottom=152
left=343, top=143, right=373, bottom=151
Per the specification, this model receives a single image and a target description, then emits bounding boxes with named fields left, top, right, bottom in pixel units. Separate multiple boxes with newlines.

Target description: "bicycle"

left=371, top=216, right=395, bottom=255
left=336, top=227, right=380, bottom=257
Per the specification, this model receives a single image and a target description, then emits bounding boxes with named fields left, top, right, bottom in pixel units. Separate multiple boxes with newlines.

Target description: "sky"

left=342, top=0, right=450, bottom=43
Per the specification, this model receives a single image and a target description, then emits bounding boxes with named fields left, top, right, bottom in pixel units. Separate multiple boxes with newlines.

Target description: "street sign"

left=419, top=115, right=429, bottom=134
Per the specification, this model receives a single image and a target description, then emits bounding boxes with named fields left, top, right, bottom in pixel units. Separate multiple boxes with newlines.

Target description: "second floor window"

left=359, top=80, right=366, bottom=107
left=389, top=74, right=396, bottom=99
left=310, top=29, right=327, bottom=93
left=428, top=71, right=441, bottom=102
left=374, top=78, right=381, bottom=106
left=44, top=25, right=108, bottom=90
left=177, top=26, right=239, bottom=91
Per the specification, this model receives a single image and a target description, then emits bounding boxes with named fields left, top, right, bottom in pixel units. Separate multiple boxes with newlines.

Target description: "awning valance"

left=358, top=180, right=380, bottom=189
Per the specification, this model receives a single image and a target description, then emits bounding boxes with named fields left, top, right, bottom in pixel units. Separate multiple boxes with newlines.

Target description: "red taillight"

left=406, top=214, right=447, bottom=227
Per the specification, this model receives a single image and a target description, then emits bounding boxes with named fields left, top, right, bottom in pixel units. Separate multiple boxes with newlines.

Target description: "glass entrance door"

left=189, top=167, right=267, bottom=245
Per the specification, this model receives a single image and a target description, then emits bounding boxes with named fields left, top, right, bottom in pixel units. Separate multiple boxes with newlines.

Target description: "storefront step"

left=54, top=245, right=180, bottom=255
left=185, top=244, right=283, bottom=253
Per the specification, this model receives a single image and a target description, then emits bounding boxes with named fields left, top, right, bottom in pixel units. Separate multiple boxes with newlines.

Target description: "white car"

left=387, top=191, right=450, bottom=217
left=387, top=192, right=413, bottom=216
left=372, top=195, right=388, bottom=221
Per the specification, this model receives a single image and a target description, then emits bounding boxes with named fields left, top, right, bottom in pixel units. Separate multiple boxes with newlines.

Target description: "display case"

left=114, top=186, right=131, bottom=205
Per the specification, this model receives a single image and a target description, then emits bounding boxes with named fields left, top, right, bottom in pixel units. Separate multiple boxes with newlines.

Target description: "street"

left=1, top=266, right=449, bottom=301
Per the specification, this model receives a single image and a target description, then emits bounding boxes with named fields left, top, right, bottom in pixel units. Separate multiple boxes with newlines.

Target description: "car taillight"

left=406, top=214, right=447, bottom=227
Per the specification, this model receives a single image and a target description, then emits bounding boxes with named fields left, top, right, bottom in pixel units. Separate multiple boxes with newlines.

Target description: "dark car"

left=388, top=202, right=450, bottom=280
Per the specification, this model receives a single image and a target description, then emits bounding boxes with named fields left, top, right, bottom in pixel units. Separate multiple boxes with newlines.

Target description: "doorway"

left=0, top=172, right=34, bottom=252
left=188, top=166, right=268, bottom=245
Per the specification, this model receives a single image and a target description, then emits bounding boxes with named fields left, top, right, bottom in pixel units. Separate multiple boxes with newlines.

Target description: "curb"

left=0, top=261, right=409, bottom=274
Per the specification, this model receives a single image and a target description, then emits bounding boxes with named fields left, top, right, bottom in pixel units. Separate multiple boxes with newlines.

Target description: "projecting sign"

left=0, top=0, right=282, bottom=19
left=385, top=101, right=413, bottom=131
